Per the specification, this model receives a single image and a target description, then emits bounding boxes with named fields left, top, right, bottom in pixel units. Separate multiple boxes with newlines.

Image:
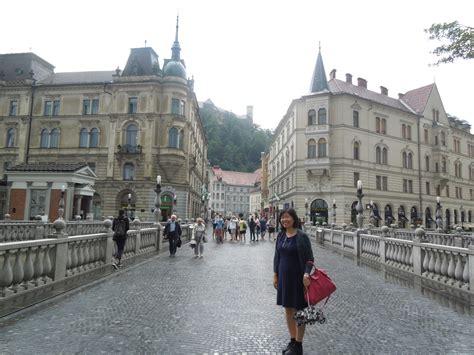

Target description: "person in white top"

left=229, top=216, right=238, bottom=241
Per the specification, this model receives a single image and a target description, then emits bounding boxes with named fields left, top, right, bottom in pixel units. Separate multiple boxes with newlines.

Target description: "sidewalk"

left=0, top=235, right=473, bottom=354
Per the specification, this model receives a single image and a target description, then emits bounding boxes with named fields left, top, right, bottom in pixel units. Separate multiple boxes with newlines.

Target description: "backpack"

left=114, top=219, right=127, bottom=239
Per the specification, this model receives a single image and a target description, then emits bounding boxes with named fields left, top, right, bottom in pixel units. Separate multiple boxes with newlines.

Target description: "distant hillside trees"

left=200, top=104, right=273, bottom=172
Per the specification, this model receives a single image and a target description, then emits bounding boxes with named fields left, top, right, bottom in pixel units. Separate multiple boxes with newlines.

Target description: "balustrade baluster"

left=66, top=245, right=72, bottom=275
left=447, top=251, right=455, bottom=281
left=461, top=256, right=469, bottom=285
left=83, top=241, right=90, bottom=269
left=77, top=241, right=85, bottom=271
left=427, top=250, right=436, bottom=277
left=71, top=242, right=78, bottom=274
left=0, top=251, right=13, bottom=297
left=434, top=251, right=442, bottom=279
left=422, top=249, right=429, bottom=275
left=42, top=246, right=52, bottom=283
left=12, top=249, right=24, bottom=293
left=454, top=254, right=464, bottom=286
left=23, top=248, right=34, bottom=289
left=440, top=252, right=449, bottom=282
left=33, top=247, right=44, bottom=286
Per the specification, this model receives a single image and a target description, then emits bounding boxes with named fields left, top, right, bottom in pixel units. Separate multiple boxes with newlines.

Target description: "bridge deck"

left=1, top=232, right=473, bottom=354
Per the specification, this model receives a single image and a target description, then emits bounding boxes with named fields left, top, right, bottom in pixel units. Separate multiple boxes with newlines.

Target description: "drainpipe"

left=417, top=115, right=423, bottom=225
left=25, top=79, right=36, bottom=164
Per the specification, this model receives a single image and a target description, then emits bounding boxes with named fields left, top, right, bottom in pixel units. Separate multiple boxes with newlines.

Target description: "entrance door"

left=310, top=199, right=328, bottom=225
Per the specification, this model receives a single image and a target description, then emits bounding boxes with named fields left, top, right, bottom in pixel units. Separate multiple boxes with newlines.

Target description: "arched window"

left=168, top=127, right=178, bottom=148
left=353, top=142, right=360, bottom=160
left=90, top=128, right=99, bottom=148
left=353, top=111, right=359, bottom=127
left=318, top=138, right=327, bottom=157
left=318, top=108, right=327, bottom=125
left=402, top=152, right=407, bottom=168
left=308, top=109, right=316, bottom=126
left=126, top=124, right=138, bottom=146
left=40, top=129, right=49, bottom=148
left=123, top=162, right=135, bottom=180
left=79, top=128, right=89, bottom=148
left=308, top=139, right=316, bottom=158
left=425, top=156, right=430, bottom=171
left=50, top=128, right=60, bottom=148
left=382, top=147, right=388, bottom=165
left=376, top=147, right=381, bottom=164
left=407, top=152, right=413, bottom=169
left=6, top=128, right=15, bottom=147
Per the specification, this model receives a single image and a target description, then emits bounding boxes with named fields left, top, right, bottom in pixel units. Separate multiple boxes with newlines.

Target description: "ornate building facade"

left=269, top=49, right=474, bottom=229
left=0, top=19, right=208, bottom=221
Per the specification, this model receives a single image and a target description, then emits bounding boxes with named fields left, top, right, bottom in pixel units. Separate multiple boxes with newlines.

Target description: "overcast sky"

left=2, top=0, right=472, bottom=130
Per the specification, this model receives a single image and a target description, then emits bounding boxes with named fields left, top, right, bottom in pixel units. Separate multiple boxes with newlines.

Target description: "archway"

left=398, top=206, right=408, bottom=228
left=454, top=209, right=458, bottom=225
left=425, top=207, right=433, bottom=228
left=160, top=193, right=174, bottom=222
left=384, top=204, right=394, bottom=226
left=410, top=206, right=418, bottom=226
left=310, top=199, right=328, bottom=225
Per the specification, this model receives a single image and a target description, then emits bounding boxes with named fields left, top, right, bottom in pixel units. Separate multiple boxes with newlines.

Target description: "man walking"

left=112, top=209, right=130, bottom=269
left=164, top=214, right=182, bottom=256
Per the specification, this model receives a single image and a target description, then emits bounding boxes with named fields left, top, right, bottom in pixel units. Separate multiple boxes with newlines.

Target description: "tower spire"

left=309, top=44, right=328, bottom=93
left=171, top=15, right=181, bottom=61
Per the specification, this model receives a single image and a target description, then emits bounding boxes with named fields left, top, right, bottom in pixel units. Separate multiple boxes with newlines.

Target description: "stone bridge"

left=0, top=225, right=473, bottom=354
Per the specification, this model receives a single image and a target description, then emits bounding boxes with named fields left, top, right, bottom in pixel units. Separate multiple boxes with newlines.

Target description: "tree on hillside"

left=425, top=21, right=474, bottom=65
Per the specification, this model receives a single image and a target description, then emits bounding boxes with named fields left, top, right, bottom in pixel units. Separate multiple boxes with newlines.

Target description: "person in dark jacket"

left=112, top=209, right=130, bottom=269
left=249, top=217, right=257, bottom=242
left=273, top=208, right=314, bottom=355
left=164, top=214, right=182, bottom=256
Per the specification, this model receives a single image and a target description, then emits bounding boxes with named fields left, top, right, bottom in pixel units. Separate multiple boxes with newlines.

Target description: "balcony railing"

left=117, top=144, right=142, bottom=154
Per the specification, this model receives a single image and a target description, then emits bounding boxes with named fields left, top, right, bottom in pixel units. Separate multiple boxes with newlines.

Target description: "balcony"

left=117, top=144, right=142, bottom=154
left=306, top=124, right=329, bottom=134
left=305, top=157, right=330, bottom=177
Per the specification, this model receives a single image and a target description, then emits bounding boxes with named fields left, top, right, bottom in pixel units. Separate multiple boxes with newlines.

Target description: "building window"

left=425, top=156, right=430, bottom=171
left=403, top=152, right=413, bottom=169
left=44, top=101, right=52, bottom=116
left=318, top=108, right=327, bottom=125
left=353, top=172, right=360, bottom=188
left=436, top=185, right=441, bottom=197
left=407, top=125, right=411, bottom=140
left=50, top=128, right=60, bottom=147
left=9, top=100, right=18, bottom=116
left=90, top=128, right=99, bottom=147
left=381, top=118, right=386, bottom=134
left=123, top=162, right=135, bottom=180
left=126, top=124, right=138, bottom=146
left=376, top=117, right=381, bottom=133
left=446, top=185, right=450, bottom=198
left=307, top=139, right=316, bottom=158
left=402, top=124, right=406, bottom=139
left=424, top=129, right=429, bottom=143
left=442, top=158, right=447, bottom=173
left=52, top=100, right=60, bottom=116
left=376, top=147, right=381, bottom=164
left=403, top=179, right=407, bottom=193
left=382, top=148, right=388, bottom=165
left=382, top=176, right=388, bottom=191
left=308, top=109, right=316, bottom=126
left=6, top=128, right=15, bottom=147
left=376, top=175, right=382, bottom=190
left=128, top=97, right=137, bottom=114
left=403, top=179, right=413, bottom=193
left=169, top=127, right=178, bottom=148
left=83, top=99, right=99, bottom=115
left=79, top=128, right=89, bottom=147
left=40, top=129, right=49, bottom=148
left=440, top=131, right=446, bottom=146
left=353, top=142, right=360, bottom=160
left=353, top=111, right=359, bottom=128
left=317, top=138, right=327, bottom=157
left=426, top=182, right=430, bottom=195
left=171, top=98, right=180, bottom=114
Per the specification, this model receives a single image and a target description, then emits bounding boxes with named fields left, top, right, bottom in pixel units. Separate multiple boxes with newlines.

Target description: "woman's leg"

left=284, top=308, right=297, bottom=339
left=199, top=242, right=204, bottom=256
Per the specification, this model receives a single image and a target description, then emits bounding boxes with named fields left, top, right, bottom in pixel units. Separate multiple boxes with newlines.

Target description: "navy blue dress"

left=276, top=235, right=306, bottom=310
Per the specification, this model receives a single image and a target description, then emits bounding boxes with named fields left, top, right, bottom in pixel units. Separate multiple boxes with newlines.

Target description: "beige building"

left=0, top=19, right=208, bottom=221
left=269, top=49, right=474, bottom=229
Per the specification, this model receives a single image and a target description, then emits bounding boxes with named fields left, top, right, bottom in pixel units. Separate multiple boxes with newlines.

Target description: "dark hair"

left=278, top=208, right=301, bottom=230
left=118, top=209, right=125, bottom=216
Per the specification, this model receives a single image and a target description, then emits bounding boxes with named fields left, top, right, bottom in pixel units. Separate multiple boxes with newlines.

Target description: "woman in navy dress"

left=273, top=208, right=314, bottom=355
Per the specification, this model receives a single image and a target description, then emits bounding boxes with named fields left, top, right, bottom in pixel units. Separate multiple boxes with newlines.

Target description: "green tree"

left=425, top=21, right=474, bottom=65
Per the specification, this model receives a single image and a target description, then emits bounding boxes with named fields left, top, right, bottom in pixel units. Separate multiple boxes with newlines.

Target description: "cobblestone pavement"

left=1, top=230, right=473, bottom=354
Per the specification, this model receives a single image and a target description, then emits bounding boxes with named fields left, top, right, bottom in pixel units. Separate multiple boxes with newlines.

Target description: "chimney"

left=357, top=77, right=367, bottom=88
left=380, top=86, right=388, bottom=96
left=345, top=73, right=352, bottom=84
left=398, top=93, right=404, bottom=99
left=329, top=69, right=337, bottom=80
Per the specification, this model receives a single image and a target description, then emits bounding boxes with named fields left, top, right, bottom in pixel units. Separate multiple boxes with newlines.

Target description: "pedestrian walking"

left=255, top=216, right=261, bottom=240
left=164, top=214, right=182, bottom=257
left=215, top=214, right=225, bottom=243
left=112, top=209, right=130, bottom=269
left=191, top=217, right=207, bottom=258
left=249, top=217, right=257, bottom=242
left=268, top=216, right=276, bottom=241
left=229, top=216, right=238, bottom=241
left=273, top=208, right=314, bottom=355
left=260, top=216, right=267, bottom=240
left=238, top=217, right=247, bottom=243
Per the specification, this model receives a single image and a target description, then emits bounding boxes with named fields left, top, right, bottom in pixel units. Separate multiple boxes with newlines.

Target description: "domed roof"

left=163, top=60, right=186, bottom=79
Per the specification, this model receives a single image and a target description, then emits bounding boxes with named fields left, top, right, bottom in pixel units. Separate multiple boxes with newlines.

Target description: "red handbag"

left=305, top=262, right=336, bottom=305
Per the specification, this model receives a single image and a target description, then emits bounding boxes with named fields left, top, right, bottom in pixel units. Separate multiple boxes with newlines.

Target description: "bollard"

left=412, top=227, right=426, bottom=276
left=380, top=225, right=390, bottom=264
left=102, top=219, right=114, bottom=264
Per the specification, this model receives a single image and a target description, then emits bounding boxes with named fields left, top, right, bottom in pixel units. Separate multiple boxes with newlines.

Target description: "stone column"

left=76, top=196, right=82, bottom=220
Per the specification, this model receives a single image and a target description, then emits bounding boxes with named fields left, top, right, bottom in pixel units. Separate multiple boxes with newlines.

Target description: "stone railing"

left=0, top=219, right=178, bottom=317
left=305, top=225, right=474, bottom=294
left=0, top=220, right=157, bottom=243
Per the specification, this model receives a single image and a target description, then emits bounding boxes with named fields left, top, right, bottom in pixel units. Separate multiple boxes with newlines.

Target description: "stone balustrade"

left=0, top=220, right=157, bottom=243
left=305, top=225, right=474, bottom=294
left=368, top=228, right=472, bottom=247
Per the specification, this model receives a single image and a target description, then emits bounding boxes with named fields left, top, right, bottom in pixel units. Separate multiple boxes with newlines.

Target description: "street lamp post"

left=332, top=199, right=336, bottom=226
left=460, top=205, right=464, bottom=229
left=356, top=180, right=364, bottom=229
left=369, top=200, right=375, bottom=226
left=127, top=193, right=132, bottom=220
left=154, top=175, right=162, bottom=224
left=435, top=196, right=443, bottom=232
